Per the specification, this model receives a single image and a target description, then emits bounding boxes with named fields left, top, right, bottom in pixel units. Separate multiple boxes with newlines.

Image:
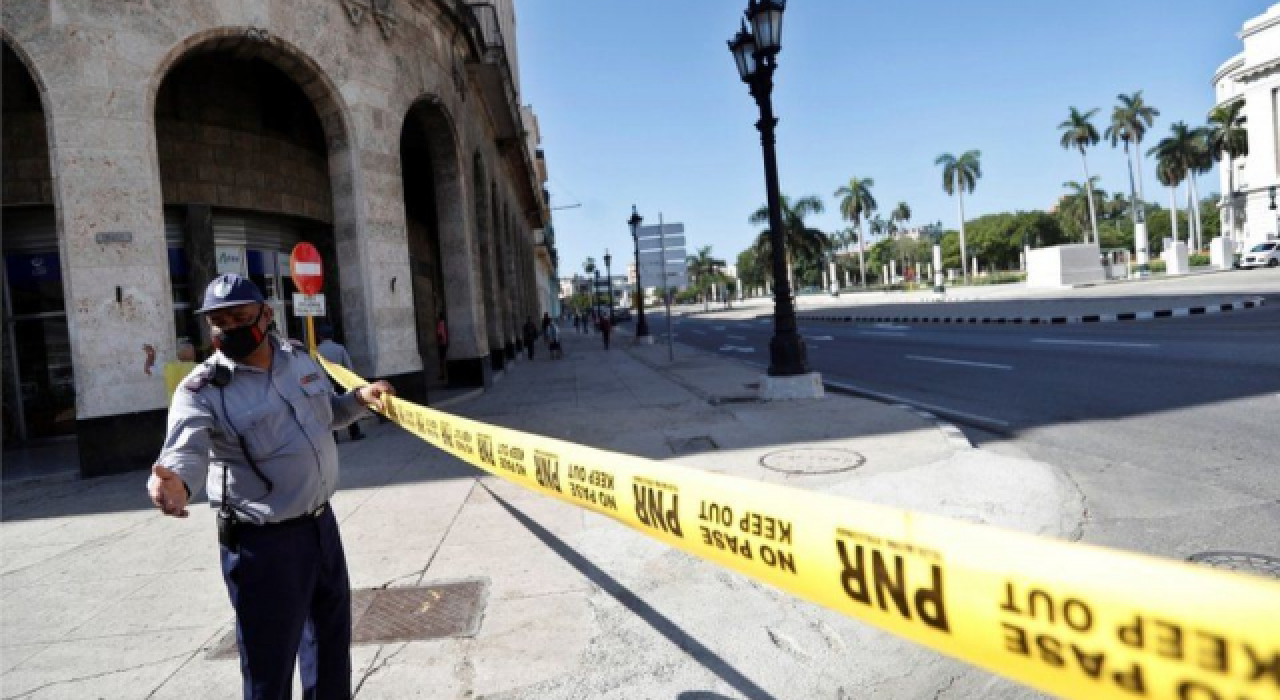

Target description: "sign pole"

left=660, top=213, right=674, bottom=362
left=289, top=242, right=326, bottom=360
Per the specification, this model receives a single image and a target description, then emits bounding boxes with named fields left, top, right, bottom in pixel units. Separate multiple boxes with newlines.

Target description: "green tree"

left=834, top=176, right=876, bottom=287
left=750, top=195, right=828, bottom=294
left=1058, top=178, right=1107, bottom=242
left=686, top=245, right=726, bottom=311
left=1206, top=99, right=1247, bottom=239
left=736, top=248, right=767, bottom=296
left=1148, top=122, right=1199, bottom=247
left=1059, top=106, right=1103, bottom=245
left=1106, top=92, right=1160, bottom=230
left=936, top=151, right=982, bottom=282
left=583, top=257, right=596, bottom=276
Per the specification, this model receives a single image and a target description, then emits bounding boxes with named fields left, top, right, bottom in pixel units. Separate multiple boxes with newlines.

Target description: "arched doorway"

left=400, top=107, right=449, bottom=388
left=2, top=39, right=67, bottom=447
left=152, top=35, right=348, bottom=360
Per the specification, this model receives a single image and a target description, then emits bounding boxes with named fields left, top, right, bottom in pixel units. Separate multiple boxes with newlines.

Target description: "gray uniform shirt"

left=316, top=339, right=352, bottom=369
left=157, top=335, right=366, bottom=524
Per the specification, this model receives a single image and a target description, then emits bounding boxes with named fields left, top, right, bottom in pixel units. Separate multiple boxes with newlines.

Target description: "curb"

left=797, top=297, right=1265, bottom=327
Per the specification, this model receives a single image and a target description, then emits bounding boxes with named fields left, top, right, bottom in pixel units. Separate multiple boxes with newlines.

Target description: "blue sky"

left=518, top=1, right=1260, bottom=276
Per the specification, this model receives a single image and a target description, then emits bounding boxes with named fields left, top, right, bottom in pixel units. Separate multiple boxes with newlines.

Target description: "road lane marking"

left=858, top=331, right=907, bottom=338
left=905, top=354, right=1013, bottom=371
left=874, top=323, right=910, bottom=330
left=713, top=326, right=726, bottom=331
left=693, top=330, right=707, bottom=335
left=1031, top=338, right=1158, bottom=349
left=728, top=334, right=747, bottom=340
left=719, top=345, right=755, bottom=353
left=806, top=336, right=833, bottom=341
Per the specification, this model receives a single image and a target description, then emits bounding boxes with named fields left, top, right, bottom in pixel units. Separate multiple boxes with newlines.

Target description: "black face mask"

left=213, top=306, right=266, bottom=361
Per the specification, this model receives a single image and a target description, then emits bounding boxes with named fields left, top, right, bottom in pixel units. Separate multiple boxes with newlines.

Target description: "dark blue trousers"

left=220, top=507, right=351, bottom=699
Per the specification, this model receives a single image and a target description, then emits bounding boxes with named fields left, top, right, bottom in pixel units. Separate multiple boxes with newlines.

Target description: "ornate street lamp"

left=603, top=249, right=615, bottom=323
left=629, top=205, right=651, bottom=339
left=728, top=0, right=807, bottom=377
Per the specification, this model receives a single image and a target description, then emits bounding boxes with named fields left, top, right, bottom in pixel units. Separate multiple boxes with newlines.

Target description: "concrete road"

left=661, top=298, right=1280, bottom=564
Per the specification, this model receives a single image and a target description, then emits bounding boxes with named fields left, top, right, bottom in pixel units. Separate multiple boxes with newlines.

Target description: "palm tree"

left=1206, top=99, right=1248, bottom=240
left=1059, top=107, right=1102, bottom=245
left=1060, top=178, right=1106, bottom=242
left=686, top=245, right=724, bottom=311
left=891, top=202, right=911, bottom=278
left=891, top=202, right=911, bottom=231
left=749, top=195, right=827, bottom=294
left=1106, top=91, right=1160, bottom=262
left=1149, top=124, right=1196, bottom=246
left=936, top=151, right=981, bottom=283
left=583, top=257, right=596, bottom=275
left=834, top=176, right=876, bottom=288
left=1185, top=127, right=1215, bottom=250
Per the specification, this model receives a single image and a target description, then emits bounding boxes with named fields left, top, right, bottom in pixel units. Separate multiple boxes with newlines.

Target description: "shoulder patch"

left=300, top=372, right=323, bottom=386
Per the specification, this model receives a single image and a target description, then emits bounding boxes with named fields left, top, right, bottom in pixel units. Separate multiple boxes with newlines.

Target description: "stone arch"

left=145, top=28, right=360, bottom=354
left=2, top=34, right=65, bottom=444
left=146, top=28, right=353, bottom=156
left=398, top=95, right=489, bottom=386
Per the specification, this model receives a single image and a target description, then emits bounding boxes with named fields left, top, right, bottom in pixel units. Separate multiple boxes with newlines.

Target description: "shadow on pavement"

left=484, top=482, right=776, bottom=700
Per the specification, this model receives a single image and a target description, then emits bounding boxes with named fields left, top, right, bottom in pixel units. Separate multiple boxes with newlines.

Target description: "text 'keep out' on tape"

left=319, top=356, right=1280, bottom=700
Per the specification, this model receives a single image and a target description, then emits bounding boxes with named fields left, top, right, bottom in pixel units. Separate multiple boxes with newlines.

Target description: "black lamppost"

left=728, top=0, right=807, bottom=376
left=603, top=250, right=615, bottom=323
left=629, top=205, right=651, bottom=338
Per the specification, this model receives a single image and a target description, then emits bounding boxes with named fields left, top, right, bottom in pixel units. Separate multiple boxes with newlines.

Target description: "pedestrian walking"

left=547, top=318, right=562, bottom=359
left=522, top=316, right=538, bottom=360
left=147, top=273, right=395, bottom=699
left=541, top=312, right=553, bottom=350
left=599, top=313, right=612, bottom=351
left=317, top=325, right=365, bottom=442
left=435, top=311, right=449, bottom=381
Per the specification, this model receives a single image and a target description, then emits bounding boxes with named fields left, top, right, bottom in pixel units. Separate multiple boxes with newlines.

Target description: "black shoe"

left=351, top=434, right=366, bottom=441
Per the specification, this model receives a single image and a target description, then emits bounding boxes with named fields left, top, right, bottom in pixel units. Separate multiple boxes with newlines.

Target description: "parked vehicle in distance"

left=1237, top=241, right=1280, bottom=268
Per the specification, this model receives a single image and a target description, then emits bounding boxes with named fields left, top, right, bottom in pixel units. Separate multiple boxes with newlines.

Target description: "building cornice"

left=1214, top=53, right=1246, bottom=85
left=1238, top=55, right=1280, bottom=83
left=1242, top=7, right=1280, bottom=39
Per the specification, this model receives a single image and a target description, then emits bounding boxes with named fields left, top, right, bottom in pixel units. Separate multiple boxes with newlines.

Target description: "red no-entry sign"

left=290, top=243, right=324, bottom=296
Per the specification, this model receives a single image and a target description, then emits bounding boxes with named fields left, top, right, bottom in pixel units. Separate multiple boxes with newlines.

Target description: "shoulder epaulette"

left=183, top=362, right=231, bottom=392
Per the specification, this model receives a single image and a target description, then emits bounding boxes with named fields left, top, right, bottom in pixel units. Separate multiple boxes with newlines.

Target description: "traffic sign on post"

left=289, top=243, right=325, bottom=355
left=290, top=243, right=324, bottom=295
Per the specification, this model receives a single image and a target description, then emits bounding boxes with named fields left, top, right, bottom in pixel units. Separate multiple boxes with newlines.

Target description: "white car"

left=1238, top=241, right=1280, bottom=269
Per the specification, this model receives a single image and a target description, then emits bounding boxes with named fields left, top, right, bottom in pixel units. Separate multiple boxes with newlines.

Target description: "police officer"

left=147, top=273, right=394, bottom=699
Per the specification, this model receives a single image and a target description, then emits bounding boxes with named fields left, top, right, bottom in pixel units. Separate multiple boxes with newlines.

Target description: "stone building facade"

left=1, top=0, right=557, bottom=476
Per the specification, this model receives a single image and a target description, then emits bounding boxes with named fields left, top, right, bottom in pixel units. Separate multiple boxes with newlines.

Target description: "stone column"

left=43, top=66, right=173, bottom=476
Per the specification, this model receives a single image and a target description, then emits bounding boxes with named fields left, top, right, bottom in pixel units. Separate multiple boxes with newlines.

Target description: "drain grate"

left=1187, top=551, right=1280, bottom=580
left=760, top=448, right=865, bottom=475
left=206, top=579, right=488, bottom=660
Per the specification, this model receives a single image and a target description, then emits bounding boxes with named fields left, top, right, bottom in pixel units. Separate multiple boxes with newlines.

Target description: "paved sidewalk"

left=1, top=330, right=1078, bottom=698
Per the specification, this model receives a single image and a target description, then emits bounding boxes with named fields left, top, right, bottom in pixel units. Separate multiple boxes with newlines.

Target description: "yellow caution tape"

left=321, top=356, right=1280, bottom=700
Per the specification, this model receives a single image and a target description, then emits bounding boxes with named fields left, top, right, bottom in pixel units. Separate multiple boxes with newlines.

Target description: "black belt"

left=258, top=502, right=328, bottom=528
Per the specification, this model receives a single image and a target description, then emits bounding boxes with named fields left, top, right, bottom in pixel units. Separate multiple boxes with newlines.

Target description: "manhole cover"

left=760, top=448, right=865, bottom=475
left=1187, top=551, right=1280, bottom=580
left=206, top=580, right=488, bottom=660
left=669, top=436, right=718, bottom=455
